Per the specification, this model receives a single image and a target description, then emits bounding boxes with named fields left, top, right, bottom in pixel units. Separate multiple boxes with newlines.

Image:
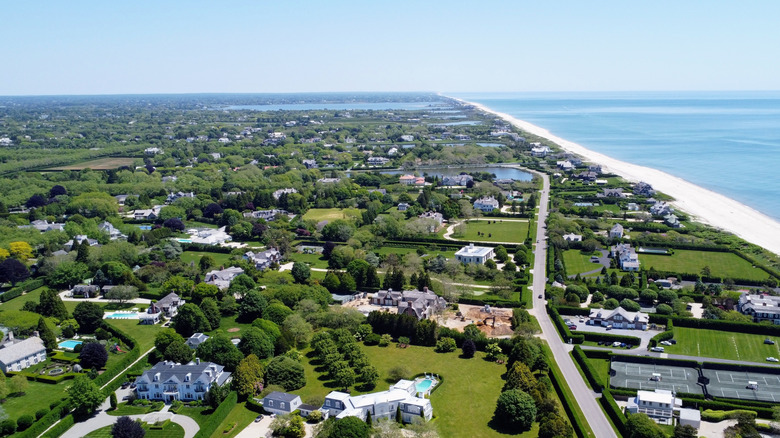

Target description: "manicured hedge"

left=572, top=346, right=604, bottom=392
left=556, top=306, right=591, bottom=316
left=40, top=414, right=74, bottom=438
left=609, top=388, right=637, bottom=398
left=179, top=242, right=235, bottom=253
left=701, top=409, right=756, bottom=422
left=246, top=397, right=265, bottom=414
left=193, top=391, right=238, bottom=438
left=610, top=354, right=698, bottom=369
left=548, top=304, right=584, bottom=344
left=598, top=389, right=627, bottom=436
left=457, top=297, right=526, bottom=308
left=669, top=316, right=780, bottom=337
left=702, top=361, right=780, bottom=375
left=682, top=399, right=773, bottom=419
left=648, top=319, right=674, bottom=348
left=583, top=349, right=613, bottom=360
left=16, top=402, right=70, bottom=438
left=0, top=278, right=45, bottom=302
left=546, top=349, right=591, bottom=438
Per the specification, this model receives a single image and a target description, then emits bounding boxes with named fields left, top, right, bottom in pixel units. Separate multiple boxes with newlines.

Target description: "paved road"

left=527, top=171, right=618, bottom=438
left=60, top=402, right=199, bottom=438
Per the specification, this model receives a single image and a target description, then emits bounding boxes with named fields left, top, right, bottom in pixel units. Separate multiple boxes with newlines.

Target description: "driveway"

left=234, top=415, right=273, bottom=438
left=573, top=321, right=661, bottom=349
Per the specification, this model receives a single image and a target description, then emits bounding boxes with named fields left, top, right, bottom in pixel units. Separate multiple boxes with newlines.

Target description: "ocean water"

left=451, top=92, right=780, bottom=221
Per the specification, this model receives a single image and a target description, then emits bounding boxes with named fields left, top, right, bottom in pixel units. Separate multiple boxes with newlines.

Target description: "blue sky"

left=2, top=1, right=779, bottom=95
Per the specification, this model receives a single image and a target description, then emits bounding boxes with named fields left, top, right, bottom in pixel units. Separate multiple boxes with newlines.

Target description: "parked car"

left=120, top=382, right=130, bottom=389
left=670, top=339, right=677, bottom=345
left=606, top=325, right=613, bottom=330
left=579, top=318, right=585, bottom=323
left=660, top=340, right=673, bottom=346
left=650, top=346, right=665, bottom=352
left=767, top=357, right=779, bottom=362
left=568, top=324, right=577, bottom=330
left=254, top=415, right=264, bottom=423
left=538, top=294, right=543, bottom=299
left=612, top=341, right=622, bottom=347
left=765, top=338, right=775, bottom=345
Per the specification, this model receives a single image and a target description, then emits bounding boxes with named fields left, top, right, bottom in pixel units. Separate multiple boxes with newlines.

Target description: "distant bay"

left=451, top=91, right=780, bottom=221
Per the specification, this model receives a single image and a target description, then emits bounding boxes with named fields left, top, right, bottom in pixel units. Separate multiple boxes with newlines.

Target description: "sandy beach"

left=451, top=97, right=780, bottom=256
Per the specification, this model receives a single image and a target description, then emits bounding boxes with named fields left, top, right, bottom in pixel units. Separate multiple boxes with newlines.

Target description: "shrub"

left=701, top=409, right=757, bottom=422
left=16, top=415, right=33, bottom=431
left=0, top=419, right=16, bottom=435
left=435, top=337, right=456, bottom=353
left=363, top=333, right=380, bottom=346
left=35, top=409, right=47, bottom=420
left=572, top=346, right=604, bottom=392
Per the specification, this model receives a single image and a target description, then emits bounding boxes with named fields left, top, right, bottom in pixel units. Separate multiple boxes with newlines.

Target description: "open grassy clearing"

left=639, top=249, right=770, bottom=281
left=105, top=318, right=165, bottom=352
left=209, top=402, right=257, bottom=438
left=295, top=343, right=538, bottom=438
left=662, top=327, right=780, bottom=362
left=563, top=250, right=603, bottom=276
left=301, top=208, right=362, bottom=222
left=453, top=219, right=529, bottom=243
left=46, top=157, right=138, bottom=171
left=180, top=250, right=233, bottom=268
left=84, top=421, right=184, bottom=438
left=0, top=380, right=69, bottom=420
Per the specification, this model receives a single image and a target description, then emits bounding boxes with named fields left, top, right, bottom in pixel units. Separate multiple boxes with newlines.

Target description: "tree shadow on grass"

left=487, top=416, right=531, bottom=435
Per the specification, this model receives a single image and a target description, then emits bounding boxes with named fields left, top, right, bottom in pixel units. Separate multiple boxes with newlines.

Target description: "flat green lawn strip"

left=295, top=343, right=535, bottom=438
left=302, top=208, right=362, bottom=222
left=0, top=286, right=48, bottom=312
left=176, top=406, right=213, bottom=427
left=180, top=251, right=233, bottom=268
left=83, top=421, right=185, bottom=438
left=185, top=221, right=218, bottom=229
left=286, top=251, right=329, bottom=269
left=639, top=250, right=769, bottom=281
left=107, top=402, right=153, bottom=416
left=104, top=319, right=164, bottom=352
left=454, top=220, right=529, bottom=243
left=563, top=250, right=602, bottom=276
left=209, top=402, right=257, bottom=438
left=0, top=380, right=68, bottom=419
left=663, top=327, right=780, bottom=362
left=212, top=316, right=254, bottom=339
left=589, top=358, right=612, bottom=383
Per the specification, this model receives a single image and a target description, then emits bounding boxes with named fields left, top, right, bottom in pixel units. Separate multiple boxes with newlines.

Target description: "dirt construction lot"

left=441, top=304, right=515, bottom=337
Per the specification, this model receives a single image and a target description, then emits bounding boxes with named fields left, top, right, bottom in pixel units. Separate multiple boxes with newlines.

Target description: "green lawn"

left=0, top=380, right=69, bottom=420
left=0, top=286, right=48, bottom=312
left=302, top=208, right=362, bottom=222
left=84, top=421, right=184, bottom=438
left=104, top=319, right=165, bottom=352
left=563, top=250, right=603, bottom=276
left=176, top=406, right=213, bottom=427
left=107, top=402, right=156, bottom=416
left=286, top=251, right=329, bottom=269
left=453, top=219, right=529, bottom=243
left=662, top=327, right=780, bottom=362
left=209, top=402, right=257, bottom=438
left=295, top=344, right=538, bottom=438
left=180, top=251, right=233, bottom=268
left=639, top=249, right=770, bottom=281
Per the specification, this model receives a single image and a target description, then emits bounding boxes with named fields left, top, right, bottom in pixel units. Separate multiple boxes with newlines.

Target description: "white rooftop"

left=455, top=244, right=494, bottom=258
left=637, top=389, right=674, bottom=404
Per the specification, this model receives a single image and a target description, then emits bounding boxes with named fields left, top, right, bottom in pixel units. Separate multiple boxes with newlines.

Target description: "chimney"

left=33, top=331, right=39, bottom=338
left=196, top=357, right=200, bottom=365
left=8, top=332, right=13, bottom=342
left=423, top=287, right=429, bottom=293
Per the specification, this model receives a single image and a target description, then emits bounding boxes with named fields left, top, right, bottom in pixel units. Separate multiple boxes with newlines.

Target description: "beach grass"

left=453, top=219, right=529, bottom=243
left=638, top=249, right=770, bottom=281
left=294, top=343, right=540, bottom=437
left=661, top=327, right=780, bottom=362
left=301, top=208, right=362, bottom=222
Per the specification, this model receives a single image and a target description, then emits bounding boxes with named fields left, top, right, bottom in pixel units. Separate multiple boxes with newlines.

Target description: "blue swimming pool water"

left=177, top=239, right=192, bottom=243
left=58, top=340, right=82, bottom=350
left=415, top=378, right=434, bottom=392
left=105, top=312, right=141, bottom=319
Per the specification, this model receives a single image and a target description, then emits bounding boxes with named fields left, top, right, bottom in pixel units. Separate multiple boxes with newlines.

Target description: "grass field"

left=209, top=402, right=257, bottom=438
left=1, top=380, right=69, bottom=419
left=47, top=157, right=137, bottom=171
left=453, top=219, right=529, bottom=243
left=105, top=318, right=165, bottom=352
left=662, top=327, right=780, bottom=362
left=294, top=344, right=538, bottom=438
left=302, top=208, right=362, bottom=222
left=180, top=251, right=233, bottom=268
left=563, top=250, right=603, bottom=276
left=639, top=249, right=770, bottom=281
left=84, top=421, right=184, bottom=438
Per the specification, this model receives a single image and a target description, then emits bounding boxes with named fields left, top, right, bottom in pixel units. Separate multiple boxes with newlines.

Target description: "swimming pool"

left=177, top=239, right=192, bottom=243
left=58, top=340, right=83, bottom=350
left=104, top=312, right=141, bottom=319
left=415, top=378, right=434, bottom=393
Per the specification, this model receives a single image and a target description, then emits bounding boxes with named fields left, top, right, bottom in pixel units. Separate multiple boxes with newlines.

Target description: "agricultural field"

left=301, top=208, right=362, bottom=222
left=563, top=250, right=604, bottom=276
left=45, top=157, right=138, bottom=170
left=663, top=327, right=780, bottom=362
left=638, top=249, right=770, bottom=281
left=453, top=219, right=529, bottom=243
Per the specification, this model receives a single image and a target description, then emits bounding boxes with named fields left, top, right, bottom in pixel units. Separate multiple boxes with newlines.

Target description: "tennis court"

left=610, top=361, right=703, bottom=395
left=702, top=368, right=780, bottom=402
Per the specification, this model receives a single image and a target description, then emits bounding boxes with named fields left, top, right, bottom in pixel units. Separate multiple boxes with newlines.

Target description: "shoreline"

left=448, top=96, right=780, bottom=256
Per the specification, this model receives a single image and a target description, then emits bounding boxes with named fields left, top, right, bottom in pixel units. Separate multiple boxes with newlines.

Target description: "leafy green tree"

left=505, top=362, right=536, bottom=393
left=265, top=302, right=294, bottom=326
left=38, top=288, right=69, bottom=320
left=164, top=339, right=193, bottom=364
left=494, top=389, right=536, bottom=431
left=539, top=412, right=574, bottom=438
left=172, top=303, right=212, bottom=337
left=672, top=424, right=697, bottom=438
left=228, top=274, right=256, bottom=298
left=626, top=413, right=665, bottom=438
left=238, top=290, right=268, bottom=322
left=494, top=246, right=508, bottom=263
left=435, top=337, right=456, bottom=353
left=290, top=262, right=310, bottom=284
left=252, top=318, right=282, bottom=342
left=161, top=275, right=194, bottom=297
left=111, top=416, right=145, bottom=438
left=620, top=299, right=641, bottom=312
left=80, top=342, right=108, bottom=369
left=198, top=255, right=216, bottom=272
left=283, top=314, right=313, bottom=347
left=73, top=301, right=104, bottom=333
left=205, top=383, right=226, bottom=410
left=322, top=271, right=341, bottom=292
left=196, top=333, right=242, bottom=371
left=318, top=416, right=370, bottom=438
left=37, top=317, right=57, bottom=351
left=199, top=297, right=221, bottom=329
left=265, top=356, right=306, bottom=391
left=655, top=303, right=673, bottom=315
left=233, top=354, right=264, bottom=400
left=191, top=283, right=219, bottom=305
left=0, top=258, right=30, bottom=286
left=106, top=285, right=139, bottom=304
left=68, top=375, right=104, bottom=417
left=238, top=327, right=275, bottom=359
left=48, top=261, right=89, bottom=289
left=154, top=328, right=185, bottom=353
left=8, top=374, right=27, bottom=395
left=358, top=365, right=379, bottom=389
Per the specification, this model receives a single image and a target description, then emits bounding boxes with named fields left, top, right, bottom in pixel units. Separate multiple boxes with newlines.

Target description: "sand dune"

left=453, top=97, right=780, bottom=256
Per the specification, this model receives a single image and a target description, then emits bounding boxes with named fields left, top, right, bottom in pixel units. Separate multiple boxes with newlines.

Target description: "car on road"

left=606, top=325, right=613, bottom=330
left=767, top=357, right=779, bottom=362
left=255, top=415, right=264, bottom=423
left=660, top=340, right=673, bottom=346
left=538, top=294, right=543, bottom=299
left=650, top=346, right=665, bottom=352
left=765, top=338, right=775, bottom=345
